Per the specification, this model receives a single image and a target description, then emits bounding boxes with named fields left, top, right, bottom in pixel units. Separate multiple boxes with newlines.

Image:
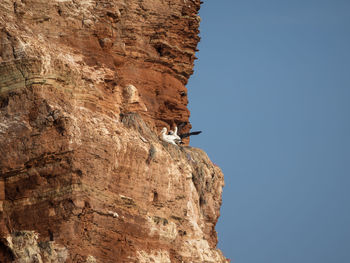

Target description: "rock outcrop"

left=0, top=0, right=227, bottom=262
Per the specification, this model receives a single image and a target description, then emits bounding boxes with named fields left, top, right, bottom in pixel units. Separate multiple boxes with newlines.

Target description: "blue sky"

left=187, top=0, right=350, bottom=262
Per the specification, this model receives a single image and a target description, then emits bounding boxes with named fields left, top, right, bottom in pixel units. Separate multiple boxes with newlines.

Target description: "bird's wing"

left=179, top=131, right=202, bottom=139
left=177, top=122, right=187, bottom=133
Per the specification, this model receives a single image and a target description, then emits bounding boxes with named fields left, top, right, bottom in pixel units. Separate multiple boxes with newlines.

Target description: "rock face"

left=0, top=0, right=227, bottom=262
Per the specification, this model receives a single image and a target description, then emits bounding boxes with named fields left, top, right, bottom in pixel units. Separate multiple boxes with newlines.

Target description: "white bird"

left=160, top=127, right=177, bottom=145
left=168, top=126, right=182, bottom=144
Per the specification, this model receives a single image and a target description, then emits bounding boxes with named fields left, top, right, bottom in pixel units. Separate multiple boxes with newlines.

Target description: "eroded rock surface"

left=0, top=0, right=227, bottom=262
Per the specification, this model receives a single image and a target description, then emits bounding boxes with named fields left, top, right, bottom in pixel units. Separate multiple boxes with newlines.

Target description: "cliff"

left=0, top=0, right=227, bottom=262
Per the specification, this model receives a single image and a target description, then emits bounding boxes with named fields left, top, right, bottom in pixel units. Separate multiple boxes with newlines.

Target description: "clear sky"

left=187, top=0, right=350, bottom=262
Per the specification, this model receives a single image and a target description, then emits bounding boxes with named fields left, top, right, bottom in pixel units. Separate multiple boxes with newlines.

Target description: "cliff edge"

left=0, top=0, right=227, bottom=262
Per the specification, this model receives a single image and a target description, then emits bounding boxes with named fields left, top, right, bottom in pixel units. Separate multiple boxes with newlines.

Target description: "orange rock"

left=0, top=0, right=228, bottom=262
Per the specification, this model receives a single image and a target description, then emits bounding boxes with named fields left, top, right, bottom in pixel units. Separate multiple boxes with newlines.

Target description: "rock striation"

left=0, top=0, right=227, bottom=262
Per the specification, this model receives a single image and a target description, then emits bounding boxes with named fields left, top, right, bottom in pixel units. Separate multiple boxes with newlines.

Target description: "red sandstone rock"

left=0, top=0, right=227, bottom=262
